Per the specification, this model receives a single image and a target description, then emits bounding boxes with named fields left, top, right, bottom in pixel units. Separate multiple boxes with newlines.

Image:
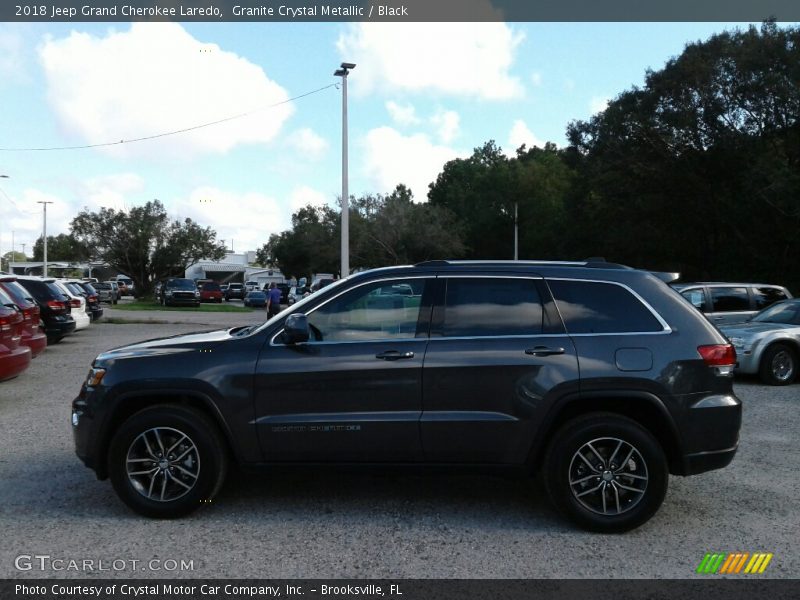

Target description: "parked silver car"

left=719, top=299, right=800, bottom=385
left=673, top=282, right=792, bottom=325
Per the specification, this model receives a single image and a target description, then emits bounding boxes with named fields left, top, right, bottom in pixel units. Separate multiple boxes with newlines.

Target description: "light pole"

left=21, top=242, right=26, bottom=259
left=334, top=62, right=355, bottom=278
left=0, top=175, right=8, bottom=272
left=37, top=201, right=53, bottom=276
left=514, top=202, right=518, bottom=260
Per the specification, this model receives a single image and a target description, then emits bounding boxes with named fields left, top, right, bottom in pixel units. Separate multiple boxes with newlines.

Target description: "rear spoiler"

left=650, top=271, right=681, bottom=284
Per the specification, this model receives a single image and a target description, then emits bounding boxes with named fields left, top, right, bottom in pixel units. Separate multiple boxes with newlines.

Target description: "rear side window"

left=19, top=280, right=52, bottom=302
left=442, top=278, right=543, bottom=337
left=710, top=287, right=750, bottom=312
left=548, top=279, right=664, bottom=334
left=753, top=287, right=788, bottom=310
left=680, top=288, right=707, bottom=311
left=202, top=283, right=221, bottom=291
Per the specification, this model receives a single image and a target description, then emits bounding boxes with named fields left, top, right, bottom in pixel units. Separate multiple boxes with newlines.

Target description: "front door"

left=254, top=277, right=433, bottom=462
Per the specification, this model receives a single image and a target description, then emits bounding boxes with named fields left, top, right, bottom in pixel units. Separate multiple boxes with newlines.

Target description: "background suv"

left=224, top=283, right=245, bottom=301
left=73, top=260, right=741, bottom=532
left=16, top=276, right=76, bottom=343
left=673, top=282, right=792, bottom=325
left=160, top=278, right=200, bottom=307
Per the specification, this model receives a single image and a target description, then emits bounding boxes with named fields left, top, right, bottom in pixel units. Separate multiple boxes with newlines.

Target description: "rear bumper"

left=21, top=331, right=47, bottom=357
left=0, top=346, right=32, bottom=381
left=88, top=307, right=104, bottom=321
left=674, top=392, right=742, bottom=476
left=43, top=318, right=76, bottom=339
left=681, top=445, right=738, bottom=475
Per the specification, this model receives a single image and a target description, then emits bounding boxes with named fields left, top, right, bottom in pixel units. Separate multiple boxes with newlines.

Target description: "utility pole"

left=38, top=201, right=53, bottom=276
left=514, top=202, right=518, bottom=260
left=334, top=62, right=355, bottom=278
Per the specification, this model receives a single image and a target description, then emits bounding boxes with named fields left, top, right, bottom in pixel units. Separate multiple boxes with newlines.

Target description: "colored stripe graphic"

left=697, top=552, right=772, bottom=575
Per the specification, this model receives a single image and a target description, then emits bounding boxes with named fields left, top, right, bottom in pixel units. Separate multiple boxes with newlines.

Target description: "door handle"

left=525, top=346, right=565, bottom=357
left=375, top=350, right=415, bottom=361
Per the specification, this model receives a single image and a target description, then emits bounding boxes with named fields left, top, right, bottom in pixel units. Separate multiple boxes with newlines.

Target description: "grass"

left=112, top=300, right=254, bottom=313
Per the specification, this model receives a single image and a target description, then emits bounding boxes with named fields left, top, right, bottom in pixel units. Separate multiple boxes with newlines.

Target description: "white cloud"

left=590, top=96, right=611, bottom=114
left=0, top=188, right=73, bottom=255
left=0, top=28, right=24, bottom=80
left=362, top=127, right=466, bottom=201
left=385, top=101, right=421, bottom=127
left=337, top=20, right=524, bottom=100
left=289, top=185, right=330, bottom=213
left=531, top=72, right=542, bottom=86
left=172, top=187, right=287, bottom=252
left=38, top=23, right=293, bottom=158
left=507, top=119, right=545, bottom=155
left=430, top=109, right=460, bottom=144
left=286, top=128, right=329, bottom=160
left=78, top=173, right=146, bottom=212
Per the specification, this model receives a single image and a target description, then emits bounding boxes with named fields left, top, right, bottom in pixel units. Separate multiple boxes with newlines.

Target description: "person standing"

left=266, top=282, right=282, bottom=318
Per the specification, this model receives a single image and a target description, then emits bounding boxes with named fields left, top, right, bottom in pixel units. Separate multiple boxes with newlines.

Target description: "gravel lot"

left=1, top=319, right=798, bottom=579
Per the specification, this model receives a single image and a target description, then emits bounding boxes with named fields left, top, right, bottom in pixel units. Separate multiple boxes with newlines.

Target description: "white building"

left=185, top=251, right=285, bottom=285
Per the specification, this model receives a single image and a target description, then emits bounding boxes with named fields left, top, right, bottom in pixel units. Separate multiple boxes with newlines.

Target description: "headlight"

left=195, top=291, right=200, bottom=297
left=86, top=367, right=106, bottom=387
left=727, top=336, right=746, bottom=348
left=165, top=291, right=173, bottom=296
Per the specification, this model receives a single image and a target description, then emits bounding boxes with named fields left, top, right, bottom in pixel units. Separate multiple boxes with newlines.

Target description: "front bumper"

left=165, top=296, right=200, bottom=306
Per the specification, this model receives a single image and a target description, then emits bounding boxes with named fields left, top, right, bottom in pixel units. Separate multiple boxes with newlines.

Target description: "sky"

left=0, top=20, right=763, bottom=259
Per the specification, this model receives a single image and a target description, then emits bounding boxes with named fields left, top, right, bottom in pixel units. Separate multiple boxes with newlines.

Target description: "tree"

left=32, top=233, right=89, bottom=262
left=1, top=251, right=27, bottom=271
left=565, top=21, right=800, bottom=290
left=70, top=200, right=226, bottom=296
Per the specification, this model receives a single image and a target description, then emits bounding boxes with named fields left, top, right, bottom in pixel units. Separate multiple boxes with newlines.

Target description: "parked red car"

left=199, top=281, right=223, bottom=303
left=0, top=277, right=48, bottom=357
left=0, top=287, right=32, bottom=381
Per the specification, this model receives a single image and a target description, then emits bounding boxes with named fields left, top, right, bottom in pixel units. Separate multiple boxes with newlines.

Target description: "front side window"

left=441, top=277, right=543, bottom=337
left=710, top=287, right=750, bottom=312
left=548, top=279, right=664, bottom=334
left=306, top=279, right=427, bottom=342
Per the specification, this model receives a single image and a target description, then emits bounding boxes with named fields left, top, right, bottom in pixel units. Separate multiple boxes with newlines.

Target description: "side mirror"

left=282, top=313, right=309, bottom=344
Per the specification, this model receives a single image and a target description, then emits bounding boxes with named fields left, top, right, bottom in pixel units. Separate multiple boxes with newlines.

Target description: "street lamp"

left=334, top=62, right=355, bottom=278
left=37, top=201, right=53, bottom=276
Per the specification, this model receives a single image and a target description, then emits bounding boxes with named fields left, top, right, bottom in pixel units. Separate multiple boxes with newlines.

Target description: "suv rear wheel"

left=108, top=405, right=228, bottom=518
left=543, top=413, right=668, bottom=533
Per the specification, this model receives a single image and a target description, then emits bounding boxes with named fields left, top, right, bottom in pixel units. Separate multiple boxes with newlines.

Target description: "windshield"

left=202, top=283, right=221, bottom=291
left=94, top=283, right=110, bottom=290
left=166, top=279, right=196, bottom=291
left=752, top=301, right=800, bottom=325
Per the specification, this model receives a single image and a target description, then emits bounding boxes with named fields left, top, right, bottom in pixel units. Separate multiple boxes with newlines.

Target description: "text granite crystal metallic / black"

left=72, top=260, right=741, bottom=532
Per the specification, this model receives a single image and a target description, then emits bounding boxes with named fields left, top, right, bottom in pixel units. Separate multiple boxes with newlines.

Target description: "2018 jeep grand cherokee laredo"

left=72, top=260, right=741, bottom=532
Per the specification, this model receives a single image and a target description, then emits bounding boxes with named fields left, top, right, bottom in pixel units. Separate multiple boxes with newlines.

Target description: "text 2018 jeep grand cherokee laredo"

left=72, top=260, right=741, bottom=532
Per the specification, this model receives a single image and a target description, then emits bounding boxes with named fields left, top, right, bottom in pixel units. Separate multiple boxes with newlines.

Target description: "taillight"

left=21, top=308, right=33, bottom=321
left=698, top=344, right=737, bottom=367
left=88, top=294, right=98, bottom=302
left=69, top=298, right=81, bottom=308
left=0, top=312, right=22, bottom=333
left=47, top=299, right=65, bottom=312
left=0, top=315, right=11, bottom=333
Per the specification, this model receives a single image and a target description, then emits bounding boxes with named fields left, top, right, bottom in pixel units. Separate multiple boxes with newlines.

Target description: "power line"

left=0, top=83, right=337, bottom=152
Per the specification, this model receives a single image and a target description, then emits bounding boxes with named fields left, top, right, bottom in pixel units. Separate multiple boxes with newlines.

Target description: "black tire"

left=543, top=412, right=668, bottom=533
left=759, top=343, right=797, bottom=386
left=108, top=405, right=228, bottom=518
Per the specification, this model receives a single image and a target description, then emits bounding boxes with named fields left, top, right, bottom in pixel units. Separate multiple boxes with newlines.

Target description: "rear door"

left=708, top=286, right=753, bottom=325
left=420, top=274, right=579, bottom=464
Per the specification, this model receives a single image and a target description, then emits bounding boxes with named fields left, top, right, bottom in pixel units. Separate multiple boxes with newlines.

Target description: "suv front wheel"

left=108, top=405, right=228, bottom=518
left=543, top=413, right=668, bottom=533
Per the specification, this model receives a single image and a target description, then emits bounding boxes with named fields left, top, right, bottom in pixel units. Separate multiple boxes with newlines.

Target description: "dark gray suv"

left=72, top=260, right=741, bottom=532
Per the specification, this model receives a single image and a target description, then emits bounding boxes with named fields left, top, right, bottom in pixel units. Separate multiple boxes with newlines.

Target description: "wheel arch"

left=95, top=390, right=238, bottom=480
left=528, top=391, right=683, bottom=475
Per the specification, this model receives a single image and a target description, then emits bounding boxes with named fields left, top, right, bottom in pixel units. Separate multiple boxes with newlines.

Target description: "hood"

left=95, top=327, right=240, bottom=362
left=719, top=321, right=795, bottom=337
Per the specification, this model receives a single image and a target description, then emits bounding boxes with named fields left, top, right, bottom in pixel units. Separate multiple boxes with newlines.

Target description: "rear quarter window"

left=548, top=279, right=664, bottom=334
left=753, top=287, right=789, bottom=310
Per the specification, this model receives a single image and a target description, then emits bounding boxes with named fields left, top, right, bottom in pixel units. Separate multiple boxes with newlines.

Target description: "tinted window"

left=753, top=287, right=788, bottom=310
left=94, top=282, right=110, bottom=290
left=710, top=287, right=750, bottom=312
left=0, top=281, right=35, bottom=306
left=442, top=278, right=542, bottom=337
left=166, top=279, right=196, bottom=291
left=680, top=288, right=707, bottom=312
left=307, top=279, right=426, bottom=342
left=82, top=283, right=97, bottom=294
left=548, top=280, right=663, bottom=334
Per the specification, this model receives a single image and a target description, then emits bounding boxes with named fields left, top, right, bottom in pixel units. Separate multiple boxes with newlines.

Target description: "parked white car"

left=53, top=281, right=91, bottom=331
